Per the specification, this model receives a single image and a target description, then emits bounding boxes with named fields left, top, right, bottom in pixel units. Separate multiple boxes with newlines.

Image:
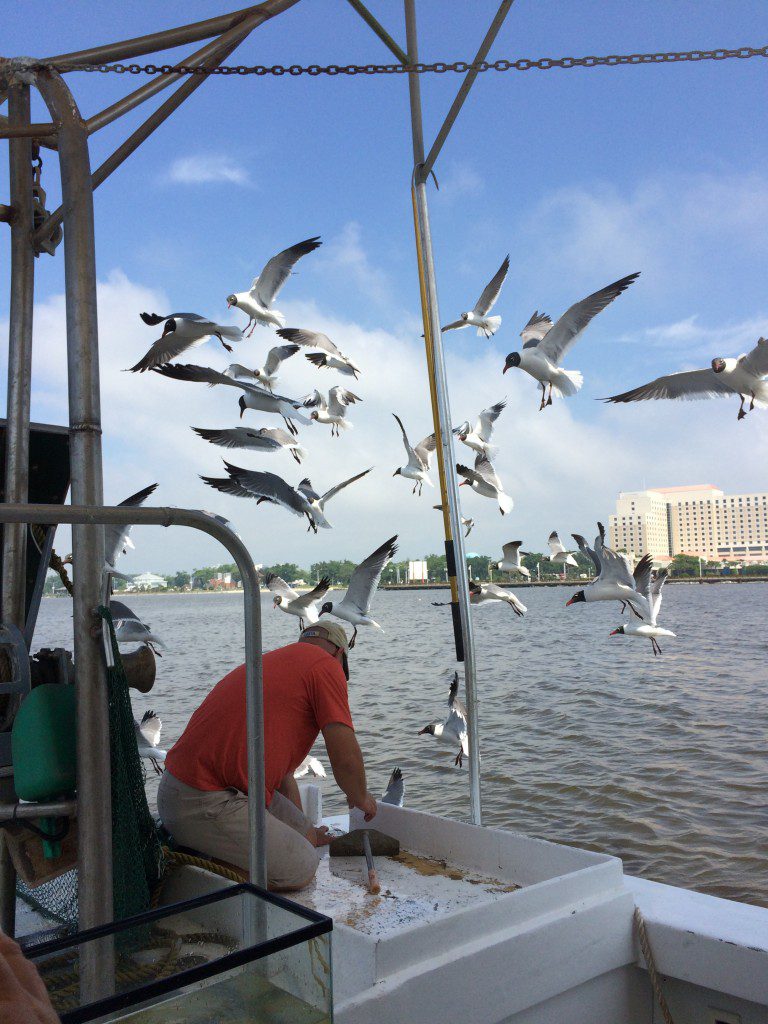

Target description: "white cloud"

left=618, top=313, right=768, bottom=358
left=12, top=265, right=768, bottom=578
left=319, top=222, right=392, bottom=307
left=434, top=161, right=484, bottom=201
left=168, top=154, right=251, bottom=186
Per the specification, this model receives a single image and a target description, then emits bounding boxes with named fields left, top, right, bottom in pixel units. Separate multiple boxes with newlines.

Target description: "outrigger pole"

left=1, top=2, right=299, bottom=967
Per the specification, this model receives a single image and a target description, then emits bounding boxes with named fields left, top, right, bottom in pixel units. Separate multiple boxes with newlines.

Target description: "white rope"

left=634, top=906, right=676, bottom=1024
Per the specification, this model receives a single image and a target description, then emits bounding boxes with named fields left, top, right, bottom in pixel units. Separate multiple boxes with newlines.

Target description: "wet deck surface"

left=292, top=849, right=520, bottom=938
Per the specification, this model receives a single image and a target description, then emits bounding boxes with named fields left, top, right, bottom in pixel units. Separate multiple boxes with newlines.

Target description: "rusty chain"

left=46, top=44, right=768, bottom=79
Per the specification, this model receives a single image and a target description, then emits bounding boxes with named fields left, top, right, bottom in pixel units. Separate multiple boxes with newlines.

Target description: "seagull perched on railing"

left=152, top=363, right=311, bottom=435
left=265, top=573, right=331, bottom=629
left=503, top=272, right=640, bottom=410
left=469, top=581, right=527, bottom=616
left=419, top=672, right=469, bottom=767
left=455, top=399, right=505, bottom=458
left=302, top=387, right=361, bottom=436
left=226, top=237, right=322, bottom=334
left=567, top=524, right=653, bottom=620
left=134, top=711, right=166, bottom=775
left=603, top=335, right=768, bottom=421
left=456, top=454, right=513, bottom=515
left=319, top=535, right=398, bottom=646
left=223, top=342, right=299, bottom=391
left=610, top=569, right=675, bottom=655
left=392, top=414, right=436, bottom=496
left=442, top=255, right=510, bottom=339
left=128, top=313, right=243, bottom=372
left=192, top=426, right=307, bottom=463
left=202, top=464, right=371, bottom=532
left=276, top=328, right=362, bottom=380
left=497, top=540, right=530, bottom=579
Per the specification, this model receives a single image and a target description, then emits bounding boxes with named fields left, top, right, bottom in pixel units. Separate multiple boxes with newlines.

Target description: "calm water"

left=36, top=583, right=768, bottom=907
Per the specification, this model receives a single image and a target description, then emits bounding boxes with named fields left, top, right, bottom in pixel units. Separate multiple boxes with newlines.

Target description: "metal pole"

left=0, top=503, right=266, bottom=887
left=421, top=0, right=514, bottom=182
left=344, top=0, right=408, bottom=63
left=404, top=0, right=482, bottom=825
left=34, top=69, right=111, bottom=997
left=0, top=123, right=57, bottom=139
left=0, top=82, right=36, bottom=937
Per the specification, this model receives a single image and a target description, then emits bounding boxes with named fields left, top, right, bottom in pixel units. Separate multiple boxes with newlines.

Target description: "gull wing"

left=152, top=362, right=268, bottom=395
left=475, top=399, right=506, bottom=441
left=224, top=363, right=260, bottom=381
left=538, top=272, right=640, bottom=366
left=343, top=535, right=398, bottom=615
left=128, top=332, right=202, bottom=373
left=572, top=533, right=601, bottom=575
left=329, top=386, right=361, bottom=410
left=739, top=336, right=768, bottom=378
left=521, top=311, right=554, bottom=348
left=598, top=543, right=636, bottom=589
left=302, top=389, right=327, bottom=411
left=381, top=767, right=404, bottom=807
left=548, top=531, right=567, bottom=558
left=393, top=413, right=419, bottom=465
left=413, top=432, right=437, bottom=470
left=650, top=568, right=669, bottom=623
left=501, top=540, right=523, bottom=561
left=140, top=311, right=205, bottom=326
left=474, top=453, right=502, bottom=490
left=292, top=575, right=332, bottom=611
left=263, top=344, right=299, bottom=375
left=250, top=237, right=322, bottom=308
left=276, top=327, right=341, bottom=356
left=138, top=710, right=162, bottom=748
left=456, top=463, right=483, bottom=487
left=473, top=254, right=510, bottom=316
left=297, top=478, right=321, bottom=502
left=220, top=463, right=307, bottom=517
left=319, top=467, right=373, bottom=507
left=441, top=319, right=469, bottom=332
left=605, top=367, right=734, bottom=403
left=294, top=756, right=327, bottom=778
left=632, top=552, right=654, bottom=602
left=264, top=573, right=300, bottom=603
left=105, top=483, right=158, bottom=567
left=447, top=672, right=468, bottom=724
left=201, top=475, right=269, bottom=500
left=192, top=426, right=282, bottom=452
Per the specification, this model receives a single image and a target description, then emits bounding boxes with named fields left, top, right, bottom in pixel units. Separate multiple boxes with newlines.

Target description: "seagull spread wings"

left=475, top=400, right=506, bottom=440
left=501, top=540, right=523, bottom=560
left=251, top=237, right=322, bottom=309
left=521, top=311, right=554, bottom=347
left=204, top=465, right=308, bottom=518
left=393, top=414, right=435, bottom=470
left=531, top=272, right=640, bottom=366
left=192, top=427, right=282, bottom=452
left=318, top=467, right=373, bottom=506
left=138, top=709, right=162, bottom=748
left=264, top=573, right=300, bottom=603
left=153, top=362, right=275, bottom=397
left=130, top=316, right=242, bottom=372
left=343, top=535, right=398, bottom=615
left=473, top=255, right=510, bottom=316
left=105, top=483, right=158, bottom=568
left=606, top=369, right=739, bottom=404
left=276, top=327, right=342, bottom=356
left=264, top=344, right=300, bottom=375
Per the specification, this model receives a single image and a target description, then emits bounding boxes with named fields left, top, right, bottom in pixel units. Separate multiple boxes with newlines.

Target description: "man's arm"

left=322, top=722, right=377, bottom=821
left=276, top=773, right=304, bottom=811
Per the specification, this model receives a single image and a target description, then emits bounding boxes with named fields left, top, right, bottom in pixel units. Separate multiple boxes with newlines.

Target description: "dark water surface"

left=36, top=583, right=768, bottom=907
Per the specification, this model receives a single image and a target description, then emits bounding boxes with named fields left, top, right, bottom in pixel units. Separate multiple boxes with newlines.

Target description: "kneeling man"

left=158, top=622, right=377, bottom=891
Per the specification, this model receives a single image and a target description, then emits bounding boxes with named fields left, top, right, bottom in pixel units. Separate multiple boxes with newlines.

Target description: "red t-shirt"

left=165, top=642, right=353, bottom=805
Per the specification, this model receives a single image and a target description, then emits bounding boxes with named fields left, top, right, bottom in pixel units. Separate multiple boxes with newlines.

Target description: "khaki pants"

left=157, top=771, right=319, bottom=891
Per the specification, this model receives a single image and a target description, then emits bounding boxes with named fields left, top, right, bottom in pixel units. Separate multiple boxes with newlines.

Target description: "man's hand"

left=351, top=792, right=378, bottom=822
left=306, top=824, right=333, bottom=848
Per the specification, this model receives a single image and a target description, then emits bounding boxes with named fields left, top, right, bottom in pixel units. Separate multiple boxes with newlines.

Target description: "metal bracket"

left=0, top=623, right=31, bottom=697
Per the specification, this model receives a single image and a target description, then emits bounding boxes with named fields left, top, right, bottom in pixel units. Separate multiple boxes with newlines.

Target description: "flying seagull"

left=610, top=569, right=675, bottom=655
left=433, top=504, right=474, bottom=537
left=134, top=710, right=166, bottom=775
left=202, top=463, right=372, bottom=532
left=456, top=454, right=513, bottom=515
left=497, top=540, right=531, bottom=579
left=419, top=672, right=469, bottom=767
left=392, top=414, right=436, bottom=496
left=223, top=342, right=299, bottom=391
left=469, top=581, right=527, bottom=616
left=294, top=756, right=327, bottom=779
left=567, top=525, right=653, bottom=620
left=319, top=535, right=398, bottom=646
left=110, top=599, right=166, bottom=656
left=442, top=255, right=510, bottom=339
left=503, top=272, right=640, bottom=410
left=265, top=573, right=332, bottom=629
left=603, top=336, right=768, bottom=421
left=455, top=399, right=505, bottom=458
left=544, top=531, right=578, bottom=569
left=192, top=425, right=307, bottom=463
left=227, top=237, right=322, bottom=335
left=128, top=313, right=242, bottom=373
left=302, top=387, right=361, bottom=436
left=152, top=363, right=311, bottom=435
left=104, top=483, right=158, bottom=577
left=381, top=767, right=404, bottom=807
left=276, top=328, right=362, bottom=379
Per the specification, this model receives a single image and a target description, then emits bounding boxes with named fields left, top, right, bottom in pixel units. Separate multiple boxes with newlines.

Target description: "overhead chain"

left=47, top=43, right=768, bottom=79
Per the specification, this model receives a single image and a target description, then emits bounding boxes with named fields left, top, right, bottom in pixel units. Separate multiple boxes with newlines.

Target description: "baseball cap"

left=300, top=622, right=350, bottom=679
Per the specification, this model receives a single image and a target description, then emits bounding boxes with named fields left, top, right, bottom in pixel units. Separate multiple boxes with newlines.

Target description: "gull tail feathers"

left=498, top=492, right=514, bottom=515
left=478, top=315, right=502, bottom=338
left=553, top=369, right=584, bottom=397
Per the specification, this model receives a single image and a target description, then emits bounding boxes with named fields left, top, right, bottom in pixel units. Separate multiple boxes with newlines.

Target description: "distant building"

left=408, top=559, right=428, bottom=583
left=609, top=485, right=768, bottom=564
left=128, top=572, right=168, bottom=591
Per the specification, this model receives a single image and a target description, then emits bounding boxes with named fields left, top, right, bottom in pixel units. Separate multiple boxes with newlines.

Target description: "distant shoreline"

left=43, top=575, right=768, bottom=598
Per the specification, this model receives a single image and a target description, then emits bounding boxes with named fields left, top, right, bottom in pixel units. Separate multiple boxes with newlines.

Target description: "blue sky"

left=3, top=2, right=768, bottom=574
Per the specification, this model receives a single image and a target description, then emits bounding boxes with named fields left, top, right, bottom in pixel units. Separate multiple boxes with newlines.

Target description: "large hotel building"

left=608, top=485, right=768, bottom=564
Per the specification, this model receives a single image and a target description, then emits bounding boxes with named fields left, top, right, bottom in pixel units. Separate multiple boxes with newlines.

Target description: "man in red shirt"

left=158, top=622, right=377, bottom=891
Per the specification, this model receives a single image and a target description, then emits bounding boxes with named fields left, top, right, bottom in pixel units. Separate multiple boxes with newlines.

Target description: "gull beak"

left=459, top=481, right=468, bottom=487
left=502, top=365, right=509, bottom=374
left=565, top=596, right=575, bottom=606
left=227, top=299, right=233, bottom=308
left=239, top=405, right=245, bottom=419
left=609, top=628, right=620, bottom=636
